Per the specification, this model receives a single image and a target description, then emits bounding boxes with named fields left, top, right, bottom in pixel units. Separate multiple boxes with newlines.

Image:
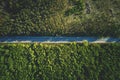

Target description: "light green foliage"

left=83, top=40, right=89, bottom=46
left=0, top=43, right=120, bottom=80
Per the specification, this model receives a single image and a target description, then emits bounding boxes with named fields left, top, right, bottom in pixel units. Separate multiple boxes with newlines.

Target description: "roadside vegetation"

left=0, top=0, right=120, bottom=37
left=0, top=43, right=120, bottom=80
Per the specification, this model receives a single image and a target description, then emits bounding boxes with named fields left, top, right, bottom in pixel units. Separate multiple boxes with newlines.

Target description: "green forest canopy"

left=0, top=0, right=120, bottom=37
left=0, top=43, right=120, bottom=80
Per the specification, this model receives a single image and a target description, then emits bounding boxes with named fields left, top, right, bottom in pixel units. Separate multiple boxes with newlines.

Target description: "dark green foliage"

left=0, top=43, right=120, bottom=80
left=65, top=0, right=84, bottom=16
left=0, top=0, right=120, bottom=37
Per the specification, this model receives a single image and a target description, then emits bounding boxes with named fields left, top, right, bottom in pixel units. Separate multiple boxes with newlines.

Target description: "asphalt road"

left=0, top=36, right=120, bottom=43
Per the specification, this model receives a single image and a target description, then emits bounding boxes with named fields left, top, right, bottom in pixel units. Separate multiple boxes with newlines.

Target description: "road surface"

left=0, top=36, right=120, bottom=43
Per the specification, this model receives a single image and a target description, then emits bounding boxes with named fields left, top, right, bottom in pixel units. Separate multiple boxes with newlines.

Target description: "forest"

left=0, top=1, right=120, bottom=80
left=0, top=0, right=120, bottom=37
left=0, top=43, right=120, bottom=80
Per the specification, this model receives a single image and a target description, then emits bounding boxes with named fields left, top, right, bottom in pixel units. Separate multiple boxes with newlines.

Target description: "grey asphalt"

left=0, top=36, right=120, bottom=43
